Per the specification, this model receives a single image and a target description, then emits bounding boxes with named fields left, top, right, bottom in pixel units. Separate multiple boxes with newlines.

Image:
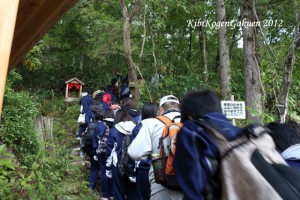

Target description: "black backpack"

left=118, top=135, right=131, bottom=177
left=90, top=100, right=103, bottom=116
left=195, top=119, right=300, bottom=200
left=82, top=121, right=97, bottom=146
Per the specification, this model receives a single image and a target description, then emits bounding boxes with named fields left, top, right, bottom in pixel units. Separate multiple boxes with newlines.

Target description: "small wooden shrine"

left=65, top=78, right=84, bottom=101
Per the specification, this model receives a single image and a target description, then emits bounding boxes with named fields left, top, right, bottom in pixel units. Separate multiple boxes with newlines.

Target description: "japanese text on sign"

left=221, top=101, right=246, bottom=119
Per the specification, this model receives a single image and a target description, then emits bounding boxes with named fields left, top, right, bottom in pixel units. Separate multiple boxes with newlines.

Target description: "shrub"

left=0, top=71, right=39, bottom=166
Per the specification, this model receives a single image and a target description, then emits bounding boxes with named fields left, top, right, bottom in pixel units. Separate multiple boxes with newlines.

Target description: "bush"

left=0, top=71, right=39, bottom=166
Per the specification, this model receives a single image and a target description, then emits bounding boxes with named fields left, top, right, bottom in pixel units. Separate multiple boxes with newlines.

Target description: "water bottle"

left=152, top=153, right=165, bottom=184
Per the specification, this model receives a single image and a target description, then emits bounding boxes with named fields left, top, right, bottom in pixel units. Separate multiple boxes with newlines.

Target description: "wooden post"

left=65, top=83, right=68, bottom=98
left=231, top=95, right=236, bottom=126
left=79, top=85, right=83, bottom=98
left=0, top=0, right=20, bottom=118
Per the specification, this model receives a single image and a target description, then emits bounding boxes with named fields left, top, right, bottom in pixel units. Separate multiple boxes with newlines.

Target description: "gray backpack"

left=96, top=122, right=110, bottom=154
left=196, top=120, right=300, bottom=200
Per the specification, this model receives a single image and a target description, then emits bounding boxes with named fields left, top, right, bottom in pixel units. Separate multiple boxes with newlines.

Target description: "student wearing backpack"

left=77, top=88, right=95, bottom=139
left=129, top=103, right=159, bottom=200
left=81, top=112, right=103, bottom=193
left=173, top=88, right=243, bottom=200
left=106, top=109, right=137, bottom=200
left=94, top=109, right=115, bottom=200
left=128, top=95, right=183, bottom=200
left=173, top=88, right=300, bottom=200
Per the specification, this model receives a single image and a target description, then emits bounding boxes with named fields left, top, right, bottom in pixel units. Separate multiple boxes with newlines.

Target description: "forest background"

left=0, top=0, right=299, bottom=199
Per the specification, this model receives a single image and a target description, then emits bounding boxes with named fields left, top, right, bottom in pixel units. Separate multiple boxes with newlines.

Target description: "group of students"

left=77, top=86, right=300, bottom=200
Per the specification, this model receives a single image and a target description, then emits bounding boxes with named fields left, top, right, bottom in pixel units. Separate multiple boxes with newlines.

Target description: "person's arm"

left=127, top=123, right=143, bottom=178
left=174, top=127, right=206, bottom=200
left=106, top=128, right=116, bottom=169
left=93, top=122, right=104, bottom=149
left=128, top=119, right=153, bottom=161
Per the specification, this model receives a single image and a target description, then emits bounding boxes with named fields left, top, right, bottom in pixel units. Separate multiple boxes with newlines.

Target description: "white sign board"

left=221, top=101, right=246, bottom=119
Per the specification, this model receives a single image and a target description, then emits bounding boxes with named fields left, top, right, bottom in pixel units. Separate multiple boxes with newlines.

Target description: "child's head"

left=181, top=88, right=222, bottom=122
left=86, top=88, right=94, bottom=95
left=111, top=78, right=118, bottom=86
left=120, top=96, right=135, bottom=108
left=104, top=108, right=115, bottom=119
left=266, top=121, right=300, bottom=152
left=114, top=109, right=132, bottom=124
left=142, top=103, right=159, bottom=120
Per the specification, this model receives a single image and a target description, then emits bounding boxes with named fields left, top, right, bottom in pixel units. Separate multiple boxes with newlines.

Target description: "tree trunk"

left=240, top=0, right=264, bottom=123
left=188, top=30, right=192, bottom=64
left=199, top=26, right=208, bottom=81
left=277, top=0, right=300, bottom=122
left=216, top=0, right=231, bottom=99
left=119, top=0, right=140, bottom=103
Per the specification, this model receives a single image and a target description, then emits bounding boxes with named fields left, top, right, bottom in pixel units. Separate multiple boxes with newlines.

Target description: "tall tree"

left=199, top=26, right=208, bottom=81
left=240, top=0, right=264, bottom=122
left=216, top=0, right=231, bottom=99
left=277, top=0, right=300, bottom=122
left=119, top=0, right=141, bottom=102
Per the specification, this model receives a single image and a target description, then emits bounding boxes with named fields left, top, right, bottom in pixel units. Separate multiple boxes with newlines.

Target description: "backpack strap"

left=156, top=115, right=172, bottom=125
left=194, top=119, right=247, bottom=158
left=156, top=114, right=181, bottom=125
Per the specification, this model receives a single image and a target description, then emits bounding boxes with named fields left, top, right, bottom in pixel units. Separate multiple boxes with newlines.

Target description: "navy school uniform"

left=94, top=121, right=113, bottom=198
left=173, top=112, right=242, bottom=200
left=78, top=95, right=95, bottom=137
left=106, top=121, right=137, bottom=200
left=129, top=122, right=151, bottom=200
left=82, top=121, right=100, bottom=190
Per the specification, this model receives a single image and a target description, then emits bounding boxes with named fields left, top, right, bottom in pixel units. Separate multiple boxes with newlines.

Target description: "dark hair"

left=104, top=108, right=115, bottom=119
left=285, top=121, right=300, bottom=137
left=181, top=88, right=222, bottom=122
left=100, top=87, right=106, bottom=92
left=120, top=96, right=135, bottom=108
left=114, top=109, right=132, bottom=124
left=111, top=78, right=118, bottom=86
left=142, top=103, right=159, bottom=120
left=266, top=121, right=300, bottom=152
left=95, top=113, right=103, bottom=121
left=106, top=85, right=112, bottom=92
left=111, top=98, right=119, bottom=105
left=87, top=88, right=94, bottom=95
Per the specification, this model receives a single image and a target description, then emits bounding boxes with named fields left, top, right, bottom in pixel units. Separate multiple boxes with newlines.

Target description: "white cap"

left=159, top=95, right=179, bottom=107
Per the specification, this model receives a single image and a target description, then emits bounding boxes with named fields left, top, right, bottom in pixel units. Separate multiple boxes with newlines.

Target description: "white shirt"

left=128, top=111, right=181, bottom=195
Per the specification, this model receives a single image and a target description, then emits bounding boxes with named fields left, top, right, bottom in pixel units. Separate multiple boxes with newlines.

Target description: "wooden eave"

left=8, top=0, right=78, bottom=72
left=65, top=77, right=84, bottom=85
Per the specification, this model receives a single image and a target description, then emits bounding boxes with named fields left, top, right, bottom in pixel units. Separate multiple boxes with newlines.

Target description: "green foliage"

left=0, top=71, right=39, bottom=166
left=39, top=97, right=69, bottom=117
left=0, top=144, right=16, bottom=199
left=12, top=0, right=300, bottom=120
left=0, top=93, right=95, bottom=199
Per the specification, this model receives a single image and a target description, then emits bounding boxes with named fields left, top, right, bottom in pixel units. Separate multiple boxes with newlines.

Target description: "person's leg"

left=99, top=153, right=113, bottom=198
left=112, top=166, right=125, bottom=200
left=77, top=124, right=87, bottom=138
left=136, top=168, right=150, bottom=200
left=125, top=176, right=137, bottom=200
left=88, top=156, right=100, bottom=190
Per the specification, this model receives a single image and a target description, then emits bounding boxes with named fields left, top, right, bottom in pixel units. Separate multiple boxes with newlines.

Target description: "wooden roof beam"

left=9, top=0, right=78, bottom=71
left=0, top=0, right=20, bottom=118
